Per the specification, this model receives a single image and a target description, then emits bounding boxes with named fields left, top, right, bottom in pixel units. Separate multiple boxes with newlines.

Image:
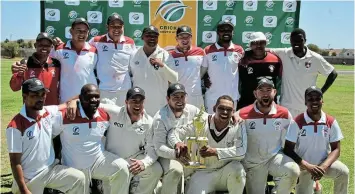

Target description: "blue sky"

left=1, top=1, right=354, bottom=49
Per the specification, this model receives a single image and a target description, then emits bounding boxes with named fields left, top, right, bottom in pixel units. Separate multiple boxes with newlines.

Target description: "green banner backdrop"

left=41, top=0, right=301, bottom=49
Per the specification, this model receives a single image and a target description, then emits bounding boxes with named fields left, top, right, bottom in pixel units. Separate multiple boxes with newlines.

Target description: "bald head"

left=80, top=84, right=99, bottom=96
left=79, top=84, right=100, bottom=118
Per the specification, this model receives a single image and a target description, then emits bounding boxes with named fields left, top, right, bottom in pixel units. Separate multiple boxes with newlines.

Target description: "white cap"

left=248, top=32, right=268, bottom=47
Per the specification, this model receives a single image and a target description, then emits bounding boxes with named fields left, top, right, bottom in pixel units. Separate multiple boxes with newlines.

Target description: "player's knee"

left=338, top=164, right=349, bottom=179
left=112, top=158, right=130, bottom=176
left=150, top=162, right=163, bottom=178
left=227, top=161, right=246, bottom=177
left=66, top=168, right=86, bottom=188
left=286, top=162, right=300, bottom=178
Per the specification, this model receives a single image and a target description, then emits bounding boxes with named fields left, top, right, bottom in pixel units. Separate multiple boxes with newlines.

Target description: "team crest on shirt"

left=305, top=62, right=311, bottom=68
left=231, top=53, right=241, bottom=63
left=249, top=121, right=256, bottom=129
left=273, top=119, right=282, bottom=130
left=73, top=126, right=80, bottom=135
left=27, top=130, right=35, bottom=140
left=212, top=54, right=217, bottom=61
left=323, top=127, right=329, bottom=137
left=174, top=60, right=179, bottom=66
left=226, top=141, right=234, bottom=147
left=30, top=70, right=36, bottom=78
left=269, top=65, right=275, bottom=73
left=102, top=45, right=108, bottom=52
left=300, top=128, right=306, bottom=136
left=135, top=61, right=139, bottom=65
left=63, top=52, right=69, bottom=59
left=247, top=67, right=253, bottom=74
left=123, top=45, right=131, bottom=51
left=135, top=127, right=145, bottom=135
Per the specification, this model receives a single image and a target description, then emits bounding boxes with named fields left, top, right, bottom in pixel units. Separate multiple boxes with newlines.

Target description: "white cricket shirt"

left=169, top=46, right=204, bottom=98
left=52, top=102, right=110, bottom=170
left=286, top=111, right=343, bottom=165
left=100, top=103, right=157, bottom=167
left=51, top=41, right=98, bottom=103
left=238, top=103, right=294, bottom=167
left=6, top=105, right=58, bottom=180
left=202, top=42, right=244, bottom=101
left=271, top=47, right=334, bottom=111
left=89, top=34, right=136, bottom=92
left=129, top=45, right=178, bottom=116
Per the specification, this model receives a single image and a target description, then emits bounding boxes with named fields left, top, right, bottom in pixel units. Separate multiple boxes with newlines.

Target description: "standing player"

left=201, top=20, right=244, bottom=113
left=168, top=95, right=247, bottom=194
left=169, top=25, right=205, bottom=108
left=238, top=78, right=300, bottom=194
left=52, top=84, right=131, bottom=194
left=130, top=25, right=178, bottom=116
left=89, top=14, right=136, bottom=106
left=10, top=32, right=61, bottom=105
left=238, top=32, right=282, bottom=109
left=284, top=86, right=349, bottom=194
left=6, top=78, right=85, bottom=194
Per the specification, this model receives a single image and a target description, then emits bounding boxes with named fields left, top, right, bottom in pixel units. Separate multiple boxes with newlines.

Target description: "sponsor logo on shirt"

left=73, top=126, right=80, bottom=135
left=135, top=127, right=145, bottom=134
left=174, top=60, right=179, bottom=66
left=63, top=52, right=69, bottom=59
left=27, top=130, right=35, bottom=140
left=300, top=128, right=306, bottom=136
left=305, top=62, right=311, bottom=68
left=212, top=54, right=217, bottom=61
left=134, top=61, right=139, bottom=65
left=102, top=45, right=108, bottom=52
left=114, top=122, right=124, bottom=128
left=269, top=65, right=275, bottom=72
left=249, top=121, right=256, bottom=129
left=226, top=141, right=234, bottom=147
left=247, top=67, right=253, bottom=74
left=273, top=119, right=282, bottom=130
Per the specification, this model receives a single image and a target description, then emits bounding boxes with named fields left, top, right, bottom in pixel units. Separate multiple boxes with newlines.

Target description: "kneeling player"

left=169, top=95, right=247, bottom=194
left=284, top=86, right=349, bottom=194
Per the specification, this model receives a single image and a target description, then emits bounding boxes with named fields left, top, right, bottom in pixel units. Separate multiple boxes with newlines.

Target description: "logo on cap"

left=35, top=80, right=43, bottom=86
left=134, top=88, right=140, bottom=92
left=175, top=85, right=181, bottom=89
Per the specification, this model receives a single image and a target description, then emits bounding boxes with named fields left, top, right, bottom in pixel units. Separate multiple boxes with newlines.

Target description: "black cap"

left=167, top=83, right=186, bottom=96
left=305, top=86, right=323, bottom=98
left=142, top=25, right=159, bottom=35
left=36, top=32, right=53, bottom=43
left=71, top=17, right=90, bottom=29
left=217, top=19, right=234, bottom=30
left=257, top=78, right=275, bottom=89
left=126, top=87, right=145, bottom=100
left=176, top=25, right=192, bottom=36
left=107, top=14, right=124, bottom=25
left=22, top=78, right=49, bottom=93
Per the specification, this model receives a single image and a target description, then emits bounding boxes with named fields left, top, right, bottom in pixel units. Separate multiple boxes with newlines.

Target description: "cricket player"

left=10, top=32, right=61, bottom=106
left=201, top=20, right=244, bottom=113
left=168, top=95, right=247, bottom=194
left=52, top=84, right=130, bottom=194
left=129, top=25, right=178, bottom=116
left=284, top=86, right=349, bottom=194
left=238, top=32, right=282, bottom=109
left=6, top=78, right=85, bottom=194
left=169, top=25, right=204, bottom=108
left=238, top=78, right=300, bottom=194
left=89, top=14, right=136, bottom=106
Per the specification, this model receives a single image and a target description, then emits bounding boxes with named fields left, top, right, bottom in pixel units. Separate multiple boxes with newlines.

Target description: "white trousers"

left=157, top=158, right=184, bottom=194
left=205, top=98, right=238, bottom=114
left=129, top=154, right=163, bottom=194
left=244, top=153, right=300, bottom=194
left=12, top=160, right=85, bottom=194
left=187, top=95, right=204, bottom=109
left=82, top=151, right=130, bottom=194
left=186, top=161, right=246, bottom=194
left=100, top=90, right=128, bottom=107
left=296, top=160, right=349, bottom=194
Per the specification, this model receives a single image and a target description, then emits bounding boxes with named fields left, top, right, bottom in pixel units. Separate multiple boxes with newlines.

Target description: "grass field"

left=0, top=58, right=353, bottom=193
left=333, top=64, right=354, bottom=71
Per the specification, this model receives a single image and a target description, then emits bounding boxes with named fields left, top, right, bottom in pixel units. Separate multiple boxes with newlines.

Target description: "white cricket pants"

left=129, top=154, right=163, bottom=194
left=187, top=95, right=204, bottom=109
left=12, top=160, right=85, bottom=194
left=82, top=151, right=130, bottom=194
left=244, top=153, right=300, bottom=194
left=205, top=98, right=238, bottom=114
left=296, top=160, right=349, bottom=194
left=186, top=161, right=246, bottom=194
left=157, top=158, right=184, bottom=194
left=100, top=90, right=128, bottom=107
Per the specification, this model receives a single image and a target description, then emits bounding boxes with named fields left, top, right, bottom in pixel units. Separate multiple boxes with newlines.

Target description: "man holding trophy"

left=168, top=95, right=247, bottom=194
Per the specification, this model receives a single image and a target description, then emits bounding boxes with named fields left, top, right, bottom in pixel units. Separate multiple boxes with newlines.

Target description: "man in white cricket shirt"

left=168, top=95, right=247, bottom=194
left=6, top=78, right=85, bottom=194
left=237, top=78, right=300, bottom=194
left=169, top=25, right=205, bottom=108
left=52, top=84, right=130, bottom=194
left=89, top=14, right=136, bottom=106
left=284, top=86, right=349, bottom=194
left=201, top=20, right=244, bottom=113
left=129, top=25, right=178, bottom=116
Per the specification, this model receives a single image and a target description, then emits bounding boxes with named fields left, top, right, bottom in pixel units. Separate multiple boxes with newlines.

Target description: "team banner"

left=41, top=0, right=301, bottom=49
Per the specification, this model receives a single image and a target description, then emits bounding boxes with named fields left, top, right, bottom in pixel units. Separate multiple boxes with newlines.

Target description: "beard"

left=257, top=97, right=273, bottom=108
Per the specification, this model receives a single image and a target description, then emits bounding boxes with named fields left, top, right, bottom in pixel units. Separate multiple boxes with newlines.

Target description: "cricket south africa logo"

left=155, top=0, right=189, bottom=23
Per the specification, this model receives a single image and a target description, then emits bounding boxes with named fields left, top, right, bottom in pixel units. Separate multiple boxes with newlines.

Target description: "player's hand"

left=53, top=37, right=64, bottom=47
left=175, top=142, right=188, bottom=158
left=312, top=165, right=327, bottom=180
left=149, top=58, right=164, bottom=68
left=12, top=60, right=27, bottom=75
left=129, top=159, right=145, bottom=175
left=231, top=113, right=243, bottom=125
left=199, top=146, right=217, bottom=158
left=21, top=188, right=32, bottom=194
left=66, top=99, right=79, bottom=120
left=303, top=162, right=325, bottom=180
left=177, top=155, right=190, bottom=166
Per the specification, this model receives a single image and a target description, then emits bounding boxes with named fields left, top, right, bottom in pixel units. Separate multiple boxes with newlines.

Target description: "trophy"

left=185, top=105, right=208, bottom=169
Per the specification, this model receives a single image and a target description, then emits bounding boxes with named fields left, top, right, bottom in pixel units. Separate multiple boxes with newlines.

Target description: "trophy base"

left=184, top=162, right=206, bottom=169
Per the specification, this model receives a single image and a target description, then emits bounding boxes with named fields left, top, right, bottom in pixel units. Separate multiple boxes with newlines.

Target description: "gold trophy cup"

left=185, top=106, right=208, bottom=169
